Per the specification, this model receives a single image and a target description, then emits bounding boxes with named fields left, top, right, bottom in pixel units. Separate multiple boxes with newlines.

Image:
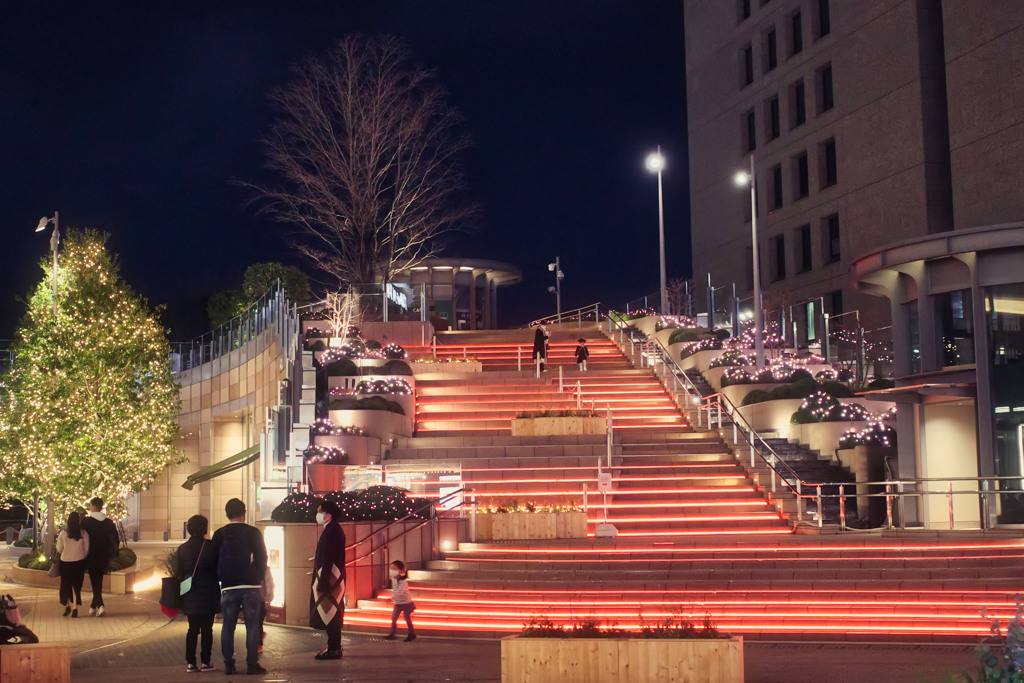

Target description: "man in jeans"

left=212, top=498, right=268, bottom=676
left=80, top=497, right=118, bottom=617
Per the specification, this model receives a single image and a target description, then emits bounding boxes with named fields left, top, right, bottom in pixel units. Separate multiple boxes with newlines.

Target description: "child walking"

left=575, top=337, right=590, bottom=371
left=384, top=560, right=416, bottom=642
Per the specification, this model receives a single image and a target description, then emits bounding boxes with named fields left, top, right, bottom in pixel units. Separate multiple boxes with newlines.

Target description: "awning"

left=181, top=445, right=261, bottom=490
left=857, top=382, right=975, bottom=404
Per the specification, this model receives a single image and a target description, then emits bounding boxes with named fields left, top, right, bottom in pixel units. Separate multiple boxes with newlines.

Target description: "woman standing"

left=310, top=500, right=346, bottom=661
left=174, top=514, right=220, bottom=673
left=532, top=324, right=550, bottom=372
left=56, top=511, right=90, bottom=618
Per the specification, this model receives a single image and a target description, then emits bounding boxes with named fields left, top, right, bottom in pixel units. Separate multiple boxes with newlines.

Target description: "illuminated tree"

left=246, top=35, right=478, bottom=288
left=0, top=230, right=181, bottom=522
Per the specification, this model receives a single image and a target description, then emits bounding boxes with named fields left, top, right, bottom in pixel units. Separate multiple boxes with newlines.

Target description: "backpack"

left=217, top=526, right=255, bottom=585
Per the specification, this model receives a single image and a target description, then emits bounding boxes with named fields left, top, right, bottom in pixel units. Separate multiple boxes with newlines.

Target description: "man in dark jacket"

left=212, top=498, right=267, bottom=676
left=80, top=497, right=118, bottom=617
left=310, top=499, right=346, bottom=660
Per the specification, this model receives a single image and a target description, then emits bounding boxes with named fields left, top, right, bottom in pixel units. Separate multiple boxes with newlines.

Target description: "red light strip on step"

left=458, top=540, right=1024, bottom=554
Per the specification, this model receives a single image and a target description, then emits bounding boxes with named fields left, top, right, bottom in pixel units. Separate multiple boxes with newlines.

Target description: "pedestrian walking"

left=56, top=511, right=89, bottom=618
left=532, top=324, right=550, bottom=372
left=258, top=565, right=274, bottom=654
left=574, top=337, right=590, bottom=371
left=174, top=514, right=219, bottom=673
left=310, top=500, right=346, bottom=661
left=212, top=498, right=268, bottom=676
left=80, top=497, right=119, bottom=617
left=384, top=560, right=416, bottom=642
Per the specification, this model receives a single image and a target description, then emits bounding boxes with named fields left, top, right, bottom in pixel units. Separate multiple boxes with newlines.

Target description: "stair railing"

left=528, top=303, right=601, bottom=328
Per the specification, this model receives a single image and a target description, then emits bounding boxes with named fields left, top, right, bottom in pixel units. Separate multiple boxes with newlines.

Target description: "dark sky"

left=0, top=1, right=689, bottom=340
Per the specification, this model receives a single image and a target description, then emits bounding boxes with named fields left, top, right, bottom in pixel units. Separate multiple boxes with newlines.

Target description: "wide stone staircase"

left=344, top=327, right=1024, bottom=641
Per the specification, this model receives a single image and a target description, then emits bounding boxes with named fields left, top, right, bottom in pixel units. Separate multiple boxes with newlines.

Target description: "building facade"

left=684, top=0, right=1024, bottom=340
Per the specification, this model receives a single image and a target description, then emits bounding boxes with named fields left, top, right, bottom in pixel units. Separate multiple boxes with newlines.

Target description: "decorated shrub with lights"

left=655, top=315, right=699, bottom=332
left=790, top=391, right=870, bottom=424
left=353, top=378, right=412, bottom=395
left=709, top=351, right=751, bottom=369
left=311, top=418, right=366, bottom=437
left=838, top=422, right=897, bottom=449
left=303, top=445, right=349, bottom=465
left=667, top=328, right=703, bottom=345
left=270, top=486, right=434, bottom=523
left=679, top=337, right=724, bottom=360
left=327, top=395, right=406, bottom=415
left=379, top=359, right=413, bottom=375
left=382, top=343, right=406, bottom=359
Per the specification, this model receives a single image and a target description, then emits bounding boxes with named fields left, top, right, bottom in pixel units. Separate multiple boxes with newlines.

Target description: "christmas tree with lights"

left=0, top=230, right=181, bottom=523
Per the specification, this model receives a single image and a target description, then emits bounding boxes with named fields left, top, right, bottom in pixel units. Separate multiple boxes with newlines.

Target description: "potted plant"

left=511, top=409, right=605, bottom=437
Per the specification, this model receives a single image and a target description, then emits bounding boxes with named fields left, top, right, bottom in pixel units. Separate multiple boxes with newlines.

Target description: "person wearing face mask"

left=310, top=500, right=346, bottom=661
left=174, top=514, right=220, bottom=673
left=384, top=560, right=415, bottom=642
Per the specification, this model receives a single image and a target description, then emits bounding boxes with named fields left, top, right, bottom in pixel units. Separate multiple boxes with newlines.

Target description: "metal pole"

left=856, top=311, right=866, bottom=382
left=707, top=273, right=715, bottom=330
left=948, top=481, right=954, bottom=530
left=655, top=146, right=667, bottom=315
left=558, top=366, right=564, bottom=392
left=839, top=484, right=846, bottom=531
left=470, top=492, right=476, bottom=542
left=576, top=381, right=582, bottom=410
left=517, top=346, right=522, bottom=372
left=606, top=408, right=613, bottom=469
left=816, top=486, right=823, bottom=528
left=731, top=284, right=739, bottom=339
left=750, top=155, right=765, bottom=371
left=885, top=484, right=893, bottom=529
left=796, top=480, right=803, bottom=523
left=823, top=312, right=831, bottom=363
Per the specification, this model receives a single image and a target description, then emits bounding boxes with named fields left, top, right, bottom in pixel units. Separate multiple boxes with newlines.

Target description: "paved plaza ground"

left=1, top=545, right=984, bottom=681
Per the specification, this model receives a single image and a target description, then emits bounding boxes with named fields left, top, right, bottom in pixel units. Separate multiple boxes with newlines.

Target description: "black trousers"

left=59, top=559, right=86, bottom=607
left=326, top=608, right=344, bottom=651
left=186, top=613, right=216, bottom=666
left=87, top=565, right=106, bottom=609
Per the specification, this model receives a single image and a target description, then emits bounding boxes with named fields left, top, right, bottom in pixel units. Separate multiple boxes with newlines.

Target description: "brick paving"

left=0, top=546, right=985, bottom=682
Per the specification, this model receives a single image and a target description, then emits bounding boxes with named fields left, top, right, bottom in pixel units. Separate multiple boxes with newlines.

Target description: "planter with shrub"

left=475, top=503, right=586, bottom=540
left=14, top=546, right=141, bottom=593
left=511, top=410, right=605, bottom=437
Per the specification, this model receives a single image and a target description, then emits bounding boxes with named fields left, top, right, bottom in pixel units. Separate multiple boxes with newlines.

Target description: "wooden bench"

left=0, top=643, right=70, bottom=683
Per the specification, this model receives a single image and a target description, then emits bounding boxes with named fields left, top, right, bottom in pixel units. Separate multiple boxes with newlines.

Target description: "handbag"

left=47, top=555, right=60, bottom=578
left=159, top=576, right=183, bottom=618
left=2, top=595, right=21, bottom=625
left=179, top=540, right=205, bottom=596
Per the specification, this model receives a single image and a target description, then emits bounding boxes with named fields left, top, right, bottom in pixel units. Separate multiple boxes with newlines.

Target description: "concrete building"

left=684, top=0, right=1024, bottom=344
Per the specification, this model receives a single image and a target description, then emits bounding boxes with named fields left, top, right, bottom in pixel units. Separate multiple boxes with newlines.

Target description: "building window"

left=771, top=235, right=786, bottom=281
left=745, top=110, right=757, bottom=152
left=820, top=137, right=837, bottom=188
left=794, top=152, right=809, bottom=199
left=742, top=44, right=754, bottom=86
left=823, top=213, right=840, bottom=263
left=739, top=0, right=751, bottom=21
left=768, top=97, right=780, bottom=140
left=937, top=289, right=974, bottom=367
left=816, top=0, right=831, bottom=39
left=818, top=63, right=834, bottom=113
left=828, top=289, right=843, bottom=315
left=798, top=224, right=812, bottom=272
left=791, top=11, right=803, bottom=55
left=985, top=283, right=1024, bottom=522
left=766, top=30, right=778, bottom=71
left=790, top=80, right=806, bottom=128
left=770, top=164, right=783, bottom=210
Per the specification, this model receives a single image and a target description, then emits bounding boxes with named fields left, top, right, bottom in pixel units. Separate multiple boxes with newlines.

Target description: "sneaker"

left=88, top=607, right=96, bottom=616
left=186, top=664, right=199, bottom=673
left=245, top=663, right=267, bottom=675
left=404, top=634, right=416, bottom=642
left=96, top=606, right=105, bottom=617
left=313, top=649, right=342, bottom=660
left=383, top=634, right=397, bottom=640
left=199, top=664, right=215, bottom=673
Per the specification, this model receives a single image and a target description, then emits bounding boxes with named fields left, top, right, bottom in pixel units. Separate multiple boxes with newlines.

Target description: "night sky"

left=0, top=1, right=689, bottom=340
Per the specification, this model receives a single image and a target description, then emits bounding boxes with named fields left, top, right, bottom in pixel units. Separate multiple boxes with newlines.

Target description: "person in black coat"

left=174, top=514, right=220, bottom=673
left=80, top=497, right=118, bottom=617
left=310, top=500, right=347, bottom=661
left=532, top=324, right=550, bottom=372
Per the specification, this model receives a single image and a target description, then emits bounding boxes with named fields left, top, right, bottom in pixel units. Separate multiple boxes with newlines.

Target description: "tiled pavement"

left=0, top=546, right=984, bottom=682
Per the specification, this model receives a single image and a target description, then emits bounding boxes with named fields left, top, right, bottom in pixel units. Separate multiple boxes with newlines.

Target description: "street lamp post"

left=548, top=257, right=564, bottom=320
left=645, top=148, right=668, bottom=315
left=734, top=158, right=765, bottom=371
left=35, top=211, right=60, bottom=317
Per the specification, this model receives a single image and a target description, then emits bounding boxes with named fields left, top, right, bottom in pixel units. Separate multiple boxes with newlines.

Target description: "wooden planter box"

left=10, top=562, right=148, bottom=594
left=475, top=512, right=587, bottom=540
left=501, top=635, right=743, bottom=683
left=0, top=643, right=70, bottom=683
left=408, top=360, right=483, bottom=376
left=511, top=417, right=605, bottom=437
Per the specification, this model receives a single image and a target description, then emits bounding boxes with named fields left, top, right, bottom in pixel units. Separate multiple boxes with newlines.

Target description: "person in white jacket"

left=56, top=511, right=90, bottom=618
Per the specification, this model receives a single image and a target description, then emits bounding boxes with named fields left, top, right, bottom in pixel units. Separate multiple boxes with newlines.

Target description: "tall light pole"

left=645, top=147, right=667, bottom=315
left=35, top=211, right=60, bottom=317
left=734, top=158, right=765, bottom=371
left=548, top=256, right=564, bottom=320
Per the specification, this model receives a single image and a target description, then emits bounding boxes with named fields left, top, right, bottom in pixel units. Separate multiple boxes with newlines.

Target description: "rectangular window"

left=829, top=289, right=843, bottom=316
left=745, top=110, right=757, bottom=152
left=742, top=45, right=754, bottom=86
left=821, top=137, right=837, bottom=187
left=791, top=80, right=806, bottom=128
left=937, top=290, right=975, bottom=367
left=817, top=0, right=831, bottom=38
left=819, top=64, right=834, bottom=112
left=771, top=164, right=783, bottom=209
left=794, top=152, right=809, bottom=199
left=823, top=213, right=841, bottom=263
left=740, top=0, right=751, bottom=21
left=768, top=97, right=780, bottom=140
left=791, top=12, right=803, bottom=55
left=771, top=235, right=787, bottom=281
left=767, top=30, right=778, bottom=71
left=798, top=224, right=812, bottom=272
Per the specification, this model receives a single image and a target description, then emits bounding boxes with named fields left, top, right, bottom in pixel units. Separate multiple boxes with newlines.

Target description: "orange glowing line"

left=406, top=585, right=1020, bottom=598
left=586, top=513, right=782, bottom=523
left=593, top=528, right=793, bottom=537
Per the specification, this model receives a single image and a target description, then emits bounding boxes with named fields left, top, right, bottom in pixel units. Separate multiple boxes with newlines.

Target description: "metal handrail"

left=528, top=302, right=602, bottom=328
left=344, top=488, right=467, bottom=565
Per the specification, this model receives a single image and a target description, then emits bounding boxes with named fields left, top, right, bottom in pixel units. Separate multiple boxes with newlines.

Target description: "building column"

left=482, top=273, right=493, bottom=329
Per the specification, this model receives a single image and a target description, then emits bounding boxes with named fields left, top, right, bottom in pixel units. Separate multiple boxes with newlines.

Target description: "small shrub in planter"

left=712, top=328, right=731, bottom=341
left=18, top=552, right=51, bottom=570
left=379, top=359, right=413, bottom=375
left=516, top=409, right=600, bottom=418
left=741, top=389, right=769, bottom=406
left=353, top=378, right=412, bottom=395
left=839, top=422, right=897, bottom=449
left=709, top=351, right=750, bottom=369
left=790, top=391, right=869, bottom=424
left=328, top=395, right=406, bottom=415
left=868, top=378, right=895, bottom=390
left=303, top=445, right=349, bottom=465
left=270, top=486, right=434, bottom=523
left=365, top=340, right=383, bottom=351
left=668, top=328, right=703, bottom=345
left=13, top=537, right=33, bottom=548
left=382, top=342, right=406, bottom=359
left=321, top=357, right=360, bottom=377
left=815, top=368, right=839, bottom=381
left=820, top=381, right=853, bottom=398
left=312, top=418, right=366, bottom=437
left=109, top=547, right=137, bottom=571
left=768, top=385, right=795, bottom=400
left=790, top=368, right=813, bottom=382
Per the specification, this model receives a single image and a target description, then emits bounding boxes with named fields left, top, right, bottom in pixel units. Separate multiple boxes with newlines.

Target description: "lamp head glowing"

left=645, top=151, right=666, bottom=173
left=35, top=216, right=49, bottom=232
left=733, top=171, right=751, bottom=187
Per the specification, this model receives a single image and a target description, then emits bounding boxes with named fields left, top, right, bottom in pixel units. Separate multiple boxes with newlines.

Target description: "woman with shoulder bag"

left=174, top=515, right=220, bottom=673
left=56, top=511, right=89, bottom=618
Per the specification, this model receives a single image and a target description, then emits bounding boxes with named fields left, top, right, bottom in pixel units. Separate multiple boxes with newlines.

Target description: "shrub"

left=383, top=343, right=406, bottom=359
left=868, top=378, right=895, bottom=390
left=820, top=381, right=853, bottom=398
left=712, top=328, right=731, bottom=341
left=768, top=385, right=795, bottom=400
left=379, top=359, right=413, bottom=376
left=790, top=377, right=819, bottom=399
left=110, top=547, right=137, bottom=571
left=321, top=357, right=360, bottom=377
left=839, top=422, right=897, bottom=448
left=303, top=445, right=349, bottom=465
left=790, top=368, right=813, bottom=382
left=668, top=328, right=703, bottom=345
left=270, top=486, right=435, bottom=523
left=364, top=339, right=382, bottom=351
left=328, top=396, right=406, bottom=415
left=354, top=378, right=412, bottom=395
left=13, top=537, right=33, bottom=548
left=741, top=389, right=768, bottom=406
left=709, top=351, right=749, bottom=369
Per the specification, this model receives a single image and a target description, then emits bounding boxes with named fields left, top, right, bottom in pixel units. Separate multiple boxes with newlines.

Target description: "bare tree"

left=248, top=36, right=477, bottom=288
